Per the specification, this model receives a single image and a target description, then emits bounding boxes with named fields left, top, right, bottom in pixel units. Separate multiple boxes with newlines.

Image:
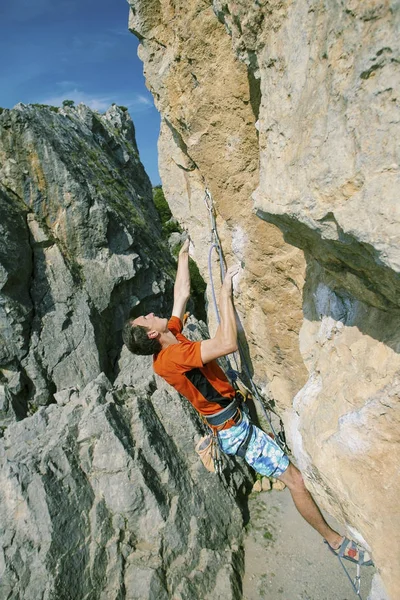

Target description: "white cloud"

left=40, top=88, right=155, bottom=114
left=108, top=28, right=132, bottom=37
left=41, top=89, right=112, bottom=112
left=136, top=94, right=152, bottom=106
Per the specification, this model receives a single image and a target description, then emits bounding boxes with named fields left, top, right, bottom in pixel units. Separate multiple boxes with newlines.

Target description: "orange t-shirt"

left=153, top=316, right=235, bottom=416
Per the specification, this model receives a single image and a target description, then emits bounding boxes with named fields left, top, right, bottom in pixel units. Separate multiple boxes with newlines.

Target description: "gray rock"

left=129, top=2, right=400, bottom=596
left=0, top=374, right=249, bottom=600
left=168, top=230, right=185, bottom=252
left=368, top=574, right=390, bottom=600
left=0, top=103, right=175, bottom=413
left=0, top=103, right=252, bottom=599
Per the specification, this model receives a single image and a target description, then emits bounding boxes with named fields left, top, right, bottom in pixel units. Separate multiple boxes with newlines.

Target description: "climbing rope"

left=204, top=187, right=368, bottom=599
left=204, top=189, right=226, bottom=320
left=203, top=188, right=288, bottom=452
left=204, top=188, right=241, bottom=379
left=338, top=558, right=363, bottom=599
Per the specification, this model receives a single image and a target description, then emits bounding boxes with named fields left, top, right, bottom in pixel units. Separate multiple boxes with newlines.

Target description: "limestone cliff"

left=0, top=103, right=252, bottom=599
left=0, top=102, right=172, bottom=415
left=129, top=1, right=400, bottom=597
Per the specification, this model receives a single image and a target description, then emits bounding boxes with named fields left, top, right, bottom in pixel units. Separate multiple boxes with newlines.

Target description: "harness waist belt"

left=204, top=397, right=240, bottom=426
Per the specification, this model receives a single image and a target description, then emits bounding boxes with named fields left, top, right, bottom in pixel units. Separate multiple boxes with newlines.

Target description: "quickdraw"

left=204, top=187, right=368, bottom=599
left=204, top=187, right=288, bottom=453
left=211, top=430, right=223, bottom=475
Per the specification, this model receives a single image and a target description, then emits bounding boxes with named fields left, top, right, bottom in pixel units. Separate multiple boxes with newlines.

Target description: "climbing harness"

left=196, top=384, right=259, bottom=474
left=198, top=390, right=245, bottom=474
left=203, top=188, right=288, bottom=453
left=211, top=429, right=223, bottom=475
left=203, top=394, right=241, bottom=427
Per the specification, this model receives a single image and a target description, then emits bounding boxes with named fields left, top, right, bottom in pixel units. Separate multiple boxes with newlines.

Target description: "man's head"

left=122, top=313, right=168, bottom=356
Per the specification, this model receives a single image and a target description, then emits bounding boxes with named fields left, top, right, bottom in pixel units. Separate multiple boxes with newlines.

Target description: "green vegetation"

left=111, top=103, right=128, bottom=112
left=28, top=402, right=39, bottom=416
left=152, top=185, right=207, bottom=321
left=67, top=133, right=147, bottom=232
left=32, top=104, right=59, bottom=112
left=189, top=257, right=207, bottom=320
left=153, top=185, right=173, bottom=224
left=162, top=219, right=181, bottom=238
left=62, top=99, right=75, bottom=108
left=126, top=141, right=138, bottom=157
left=153, top=185, right=182, bottom=239
left=0, top=108, right=4, bottom=115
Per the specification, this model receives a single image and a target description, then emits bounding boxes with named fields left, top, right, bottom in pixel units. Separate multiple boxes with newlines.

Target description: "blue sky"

left=0, top=0, right=161, bottom=184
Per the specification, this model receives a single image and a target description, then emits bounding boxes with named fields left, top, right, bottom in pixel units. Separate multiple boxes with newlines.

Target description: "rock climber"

left=123, top=237, right=372, bottom=567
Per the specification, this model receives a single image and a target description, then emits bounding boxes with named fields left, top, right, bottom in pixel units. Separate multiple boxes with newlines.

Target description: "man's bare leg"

left=277, top=463, right=343, bottom=548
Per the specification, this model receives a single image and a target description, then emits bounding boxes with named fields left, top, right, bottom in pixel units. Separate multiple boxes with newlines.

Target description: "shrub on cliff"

left=153, top=185, right=172, bottom=224
left=152, top=186, right=206, bottom=321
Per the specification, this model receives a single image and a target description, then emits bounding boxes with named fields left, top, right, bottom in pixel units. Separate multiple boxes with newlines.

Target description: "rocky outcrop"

left=0, top=370, right=249, bottom=600
left=128, top=0, right=308, bottom=409
left=129, top=1, right=399, bottom=597
left=0, top=103, right=173, bottom=417
left=0, top=104, right=252, bottom=599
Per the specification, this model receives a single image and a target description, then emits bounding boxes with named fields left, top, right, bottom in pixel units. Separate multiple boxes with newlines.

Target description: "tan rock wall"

left=129, top=0, right=308, bottom=410
left=288, top=261, right=400, bottom=598
left=130, top=0, right=399, bottom=597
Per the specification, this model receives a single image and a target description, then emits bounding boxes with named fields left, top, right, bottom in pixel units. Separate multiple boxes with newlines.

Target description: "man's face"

left=132, top=313, right=168, bottom=336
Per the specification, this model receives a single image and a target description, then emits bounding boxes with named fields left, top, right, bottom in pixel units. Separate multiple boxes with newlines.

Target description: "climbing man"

left=123, top=237, right=372, bottom=567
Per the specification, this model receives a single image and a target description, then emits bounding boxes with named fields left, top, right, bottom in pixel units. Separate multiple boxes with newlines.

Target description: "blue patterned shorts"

left=217, top=412, right=289, bottom=477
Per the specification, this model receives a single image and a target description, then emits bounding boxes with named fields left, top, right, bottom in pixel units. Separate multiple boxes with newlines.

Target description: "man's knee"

left=277, top=462, right=306, bottom=492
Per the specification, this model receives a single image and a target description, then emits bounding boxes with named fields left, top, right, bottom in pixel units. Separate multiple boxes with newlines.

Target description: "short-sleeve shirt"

left=153, top=316, right=235, bottom=416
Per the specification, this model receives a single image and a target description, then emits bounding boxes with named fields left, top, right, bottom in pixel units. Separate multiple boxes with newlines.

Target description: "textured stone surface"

left=0, top=104, right=253, bottom=599
left=0, top=103, right=174, bottom=413
left=0, top=185, right=32, bottom=425
left=0, top=373, right=249, bottom=600
left=129, top=0, right=308, bottom=410
left=368, top=574, right=391, bottom=600
left=131, top=1, right=400, bottom=597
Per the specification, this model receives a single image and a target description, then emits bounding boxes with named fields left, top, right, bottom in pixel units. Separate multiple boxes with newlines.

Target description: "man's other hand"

left=222, top=264, right=240, bottom=290
left=179, top=237, right=190, bottom=256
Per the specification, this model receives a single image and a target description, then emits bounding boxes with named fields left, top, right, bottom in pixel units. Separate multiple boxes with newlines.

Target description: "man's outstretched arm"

left=200, top=264, right=239, bottom=364
left=171, top=238, right=191, bottom=322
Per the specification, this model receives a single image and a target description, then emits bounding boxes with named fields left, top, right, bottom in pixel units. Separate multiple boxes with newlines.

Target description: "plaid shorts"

left=217, top=412, right=289, bottom=477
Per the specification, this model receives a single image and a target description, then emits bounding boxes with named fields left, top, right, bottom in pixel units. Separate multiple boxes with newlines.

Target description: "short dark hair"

left=122, top=319, right=162, bottom=355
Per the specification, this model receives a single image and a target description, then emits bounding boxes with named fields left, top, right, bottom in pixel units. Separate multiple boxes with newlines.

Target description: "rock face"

left=129, top=0, right=308, bottom=409
left=0, top=103, right=172, bottom=417
left=129, top=1, right=400, bottom=597
left=0, top=371, right=249, bottom=600
left=0, top=104, right=251, bottom=599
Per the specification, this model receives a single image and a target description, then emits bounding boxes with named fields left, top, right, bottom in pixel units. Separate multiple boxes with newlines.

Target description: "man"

left=123, top=238, right=372, bottom=566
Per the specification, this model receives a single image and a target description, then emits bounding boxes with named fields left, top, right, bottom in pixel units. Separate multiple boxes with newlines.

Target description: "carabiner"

left=204, top=188, right=213, bottom=213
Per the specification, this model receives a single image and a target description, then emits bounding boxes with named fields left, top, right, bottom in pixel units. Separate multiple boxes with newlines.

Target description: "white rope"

left=203, top=188, right=287, bottom=452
